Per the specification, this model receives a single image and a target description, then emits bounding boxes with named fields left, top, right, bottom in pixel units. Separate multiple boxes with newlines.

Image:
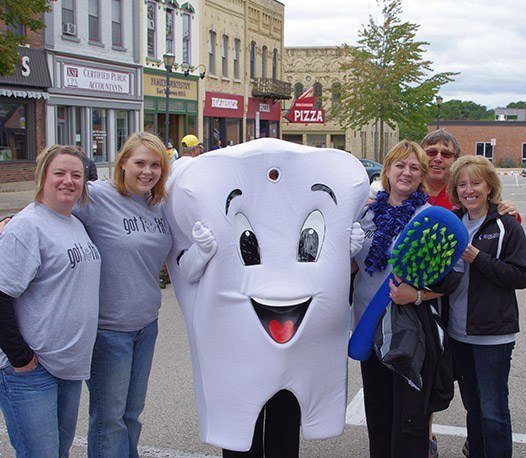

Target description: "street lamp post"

left=436, top=95, right=443, bottom=130
left=163, top=52, right=176, bottom=148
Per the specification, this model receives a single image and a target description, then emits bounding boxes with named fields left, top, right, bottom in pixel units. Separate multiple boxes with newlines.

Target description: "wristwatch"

left=414, top=289, right=422, bottom=306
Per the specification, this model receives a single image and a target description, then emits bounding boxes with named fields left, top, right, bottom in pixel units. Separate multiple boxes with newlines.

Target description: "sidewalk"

left=0, top=189, right=34, bottom=219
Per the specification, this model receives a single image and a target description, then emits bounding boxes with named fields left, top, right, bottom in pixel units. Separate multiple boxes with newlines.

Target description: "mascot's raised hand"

left=176, top=221, right=217, bottom=283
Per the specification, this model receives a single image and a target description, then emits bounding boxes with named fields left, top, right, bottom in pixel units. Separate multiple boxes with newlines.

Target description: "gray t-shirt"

left=352, top=202, right=431, bottom=330
left=0, top=203, right=101, bottom=380
left=73, top=180, right=172, bottom=331
left=448, top=213, right=515, bottom=345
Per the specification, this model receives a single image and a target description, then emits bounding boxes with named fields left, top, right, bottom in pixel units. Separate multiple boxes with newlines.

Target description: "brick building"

left=0, top=23, right=51, bottom=190
left=428, top=121, right=526, bottom=167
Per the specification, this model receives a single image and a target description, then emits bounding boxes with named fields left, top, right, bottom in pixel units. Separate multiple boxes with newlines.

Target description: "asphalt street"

left=0, top=174, right=525, bottom=457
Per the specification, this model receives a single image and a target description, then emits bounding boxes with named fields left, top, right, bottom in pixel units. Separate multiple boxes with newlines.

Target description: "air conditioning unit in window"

left=62, top=23, right=77, bottom=36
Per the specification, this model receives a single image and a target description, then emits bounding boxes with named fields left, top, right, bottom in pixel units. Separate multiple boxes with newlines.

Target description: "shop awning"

left=0, top=88, right=50, bottom=100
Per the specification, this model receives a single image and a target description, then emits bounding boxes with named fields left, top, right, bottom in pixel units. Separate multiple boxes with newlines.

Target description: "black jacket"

left=454, top=203, right=526, bottom=335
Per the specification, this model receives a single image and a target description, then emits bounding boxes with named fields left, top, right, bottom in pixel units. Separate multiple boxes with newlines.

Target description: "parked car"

left=521, top=169, right=526, bottom=177
left=359, top=158, right=383, bottom=183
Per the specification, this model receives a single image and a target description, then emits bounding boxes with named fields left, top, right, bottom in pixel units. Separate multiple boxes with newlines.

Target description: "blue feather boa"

left=364, top=189, right=428, bottom=276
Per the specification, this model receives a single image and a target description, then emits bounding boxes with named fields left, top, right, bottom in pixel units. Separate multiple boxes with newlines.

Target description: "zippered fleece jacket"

left=454, top=203, right=526, bottom=336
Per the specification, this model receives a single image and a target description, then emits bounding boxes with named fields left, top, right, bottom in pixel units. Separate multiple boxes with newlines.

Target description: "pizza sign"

left=284, top=88, right=325, bottom=124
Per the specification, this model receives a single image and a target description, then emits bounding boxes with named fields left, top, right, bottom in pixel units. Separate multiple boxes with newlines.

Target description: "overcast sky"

left=282, top=0, right=526, bottom=109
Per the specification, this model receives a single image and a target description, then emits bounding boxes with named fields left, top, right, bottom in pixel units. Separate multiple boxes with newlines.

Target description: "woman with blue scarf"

left=351, top=140, right=460, bottom=457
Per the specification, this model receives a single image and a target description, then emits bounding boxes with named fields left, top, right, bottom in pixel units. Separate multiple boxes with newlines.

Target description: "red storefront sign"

left=247, top=98, right=282, bottom=121
left=204, top=92, right=244, bottom=118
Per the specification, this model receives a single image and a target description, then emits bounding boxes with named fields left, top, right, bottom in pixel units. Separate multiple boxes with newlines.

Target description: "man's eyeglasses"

left=425, top=149, right=455, bottom=159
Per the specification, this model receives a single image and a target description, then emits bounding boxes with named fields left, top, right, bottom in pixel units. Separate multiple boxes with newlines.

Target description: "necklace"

left=364, top=189, right=428, bottom=275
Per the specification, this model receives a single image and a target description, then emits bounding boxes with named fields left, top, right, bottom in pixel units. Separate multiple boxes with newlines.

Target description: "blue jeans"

left=0, top=363, right=82, bottom=457
left=87, top=319, right=158, bottom=458
left=451, top=339, right=514, bottom=458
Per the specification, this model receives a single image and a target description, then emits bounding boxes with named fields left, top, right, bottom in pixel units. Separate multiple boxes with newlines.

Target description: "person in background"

left=74, top=132, right=173, bottom=458
left=181, top=134, right=204, bottom=157
left=0, top=145, right=101, bottom=457
left=212, top=139, right=222, bottom=150
left=352, top=140, right=459, bottom=458
left=76, top=145, right=98, bottom=182
left=446, top=155, right=526, bottom=458
left=165, top=142, right=179, bottom=165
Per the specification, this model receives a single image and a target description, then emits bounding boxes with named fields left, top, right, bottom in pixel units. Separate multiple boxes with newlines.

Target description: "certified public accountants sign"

left=63, top=64, right=131, bottom=95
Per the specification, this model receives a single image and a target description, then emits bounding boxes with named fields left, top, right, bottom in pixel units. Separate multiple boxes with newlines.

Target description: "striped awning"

left=0, top=88, right=49, bottom=100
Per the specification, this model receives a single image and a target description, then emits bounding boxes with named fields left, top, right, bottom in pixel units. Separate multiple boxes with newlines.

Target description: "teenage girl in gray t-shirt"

left=72, top=132, right=216, bottom=458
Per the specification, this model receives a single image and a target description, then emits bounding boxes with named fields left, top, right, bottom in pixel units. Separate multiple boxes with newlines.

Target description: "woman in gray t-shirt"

left=73, top=132, right=215, bottom=458
left=0, top=145, right=101, bottom=457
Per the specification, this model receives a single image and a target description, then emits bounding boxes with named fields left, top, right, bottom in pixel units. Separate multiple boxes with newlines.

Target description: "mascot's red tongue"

left=268, top=319, right=294, bottom=343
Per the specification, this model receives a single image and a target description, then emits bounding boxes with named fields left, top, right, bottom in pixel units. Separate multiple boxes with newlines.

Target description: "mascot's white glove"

left=349, top=222, right=364, bottom=258
left=178, top=222, right=217, bottom=282
left=192, top=221, right=217, bottom=252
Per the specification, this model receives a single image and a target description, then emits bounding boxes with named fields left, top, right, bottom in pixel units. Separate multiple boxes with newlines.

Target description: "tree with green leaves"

left=506, top=101, right=526, bottom=109
left=0, top=0, right=52, bottom=77
left=330, top=0, right=457, bottom=161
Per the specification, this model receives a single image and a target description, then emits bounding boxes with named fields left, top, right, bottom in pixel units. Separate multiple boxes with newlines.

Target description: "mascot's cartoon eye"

left=298, top=210, right=325, bottom=262
left=234, top=213, right=261, bottom=266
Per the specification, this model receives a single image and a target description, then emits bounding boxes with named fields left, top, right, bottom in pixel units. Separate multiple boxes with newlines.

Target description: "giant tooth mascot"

left=165, top=138, right=369, bottom=454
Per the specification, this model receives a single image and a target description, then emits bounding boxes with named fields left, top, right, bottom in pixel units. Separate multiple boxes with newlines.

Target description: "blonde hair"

left=34, top=145, right=88, bottom=204
left=380, top=140, right=429, bottom=194
left=114, top=132, right=169, bottom=206
left=447, top=155, right=502, bottom=208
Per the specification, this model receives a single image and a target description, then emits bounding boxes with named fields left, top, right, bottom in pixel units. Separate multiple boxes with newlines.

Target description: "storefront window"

left=91, top=108, right=108, bottom=162
left=269, top=121, right=278, bottom=139
left=74, top=106, right=83, bottom=149
left=144, top=112, right=155, bottom=134
left=0, top=100, right=27, bottom=161
left=187, top=116, right=197, bottom=137
left=116, top=110, right=129, bottom=153
left=226, top=118, right=241, bottom=145
left=246, top=120, right=255, bottom=141
left=57, top=106, right=68, bottom=145
left=306, top=134, right=326, bottom=148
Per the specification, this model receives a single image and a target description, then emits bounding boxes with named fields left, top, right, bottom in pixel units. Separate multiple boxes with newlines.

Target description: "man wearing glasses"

left=420, top=129, right=460, bottom=209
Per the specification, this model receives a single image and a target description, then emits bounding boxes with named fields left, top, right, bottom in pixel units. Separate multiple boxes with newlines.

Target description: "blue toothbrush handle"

left=348, top=274, right=393, bottom=361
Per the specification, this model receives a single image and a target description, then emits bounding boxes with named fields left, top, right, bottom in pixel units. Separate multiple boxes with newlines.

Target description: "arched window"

left=250, top=41, right=256, bottom=79
left=313, top=82, right=323, bottom=109
left=208, top=31, right=216, bottom=75
left=261, top=45, right=268, bottom=79
left=222, top=35, right=229, bottom=77
left=294, top=82, right=304, bottom=100
left=331, top=82, right=342, bottom=107
left=233, top=38, right=241, bottom=79
left=272, top=48, right=278, bottom=81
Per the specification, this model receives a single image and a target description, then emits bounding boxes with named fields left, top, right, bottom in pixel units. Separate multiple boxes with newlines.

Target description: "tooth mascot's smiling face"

left=165, top=138, right=369, bottom=451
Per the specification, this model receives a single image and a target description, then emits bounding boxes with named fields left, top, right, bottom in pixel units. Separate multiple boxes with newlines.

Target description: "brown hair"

left=447, top=155, right=502, bottom=208
left=34, top=145, right=88, bottom=204
left=380, top=140, right=429, bottom=194
left=113, top=132, right=169, bottom=206
left=421, top=129, right=461, bottom=158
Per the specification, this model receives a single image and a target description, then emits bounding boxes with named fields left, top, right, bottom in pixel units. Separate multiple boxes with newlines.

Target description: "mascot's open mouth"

left=250, top=297, right=312, bottom=344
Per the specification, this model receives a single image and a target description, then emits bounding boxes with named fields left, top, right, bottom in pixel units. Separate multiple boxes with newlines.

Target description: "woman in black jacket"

left=446, top=155, right=526, bottom=458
